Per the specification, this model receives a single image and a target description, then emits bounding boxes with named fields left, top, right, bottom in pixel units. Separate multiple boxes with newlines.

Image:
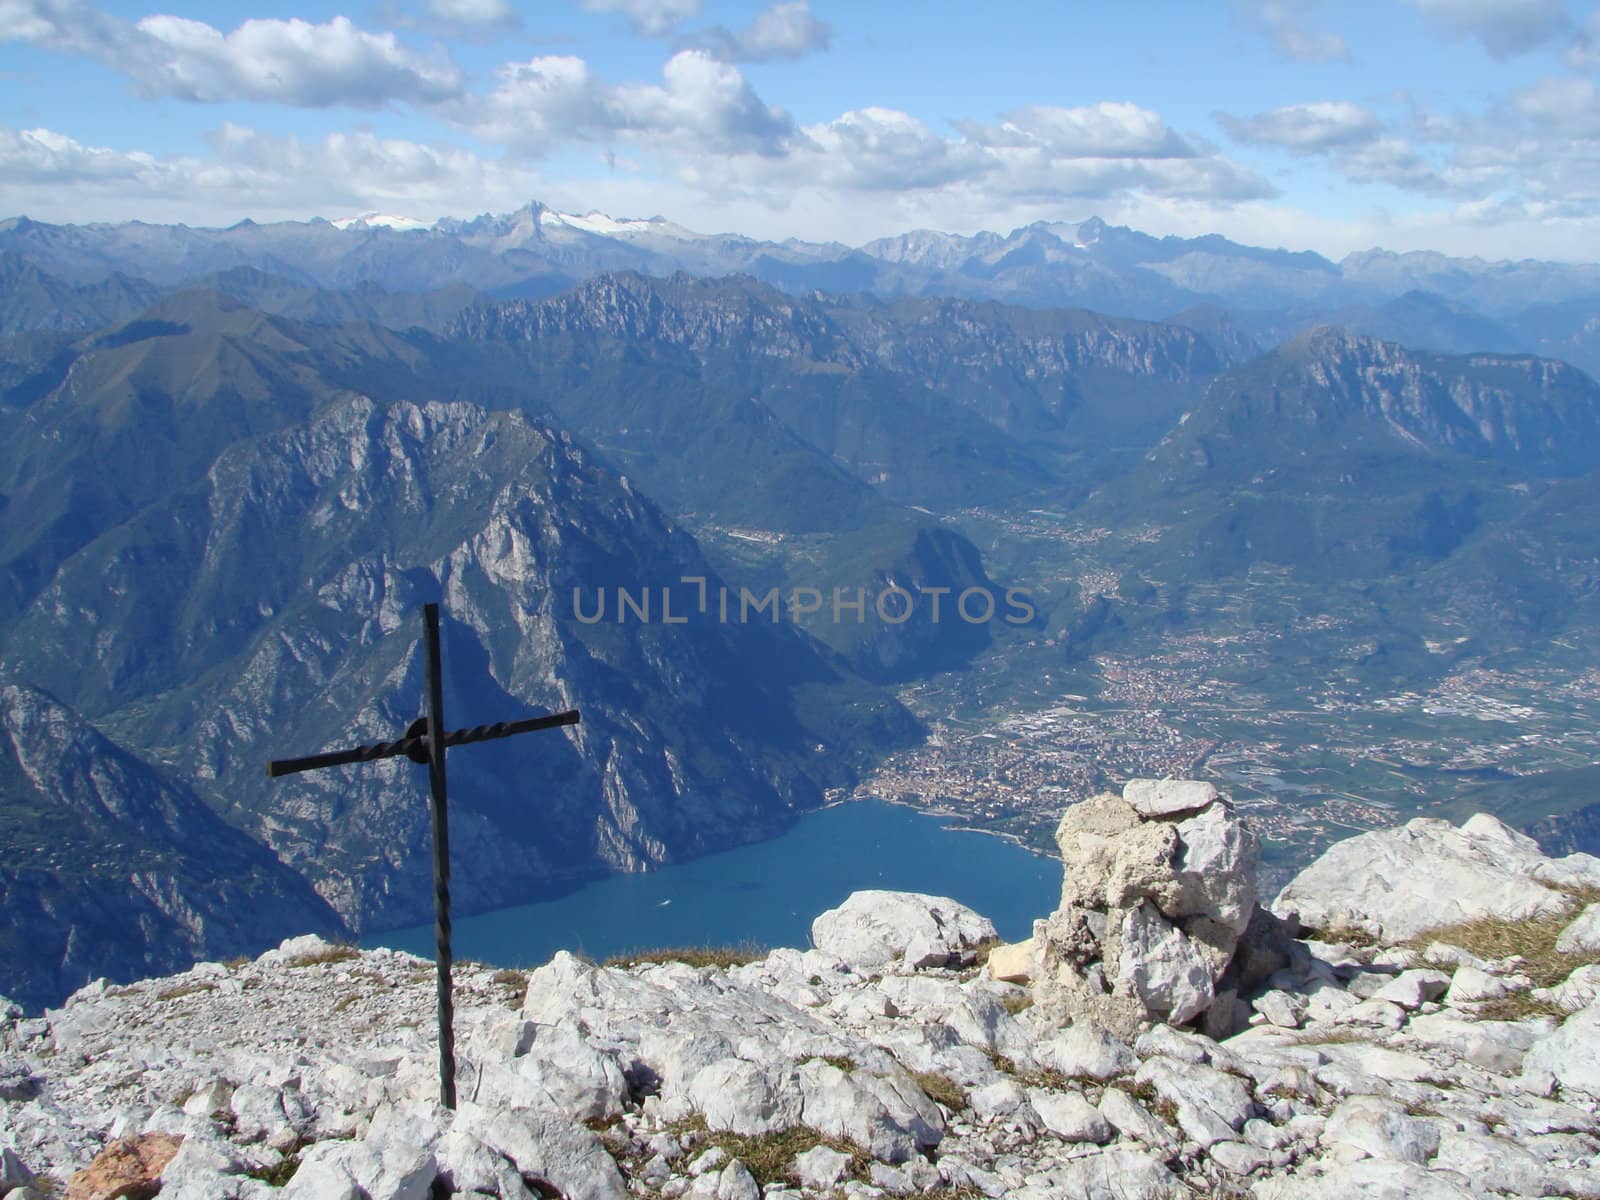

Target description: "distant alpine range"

left=3, top=205, right=1599, bottom=376
left=3, top=202, right=1600, bottom=1010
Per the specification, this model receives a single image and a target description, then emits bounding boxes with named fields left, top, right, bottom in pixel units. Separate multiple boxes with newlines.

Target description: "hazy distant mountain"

left=5, top=205, right=1599, bottom=336
left=1226, top=290, right=1527, bottom=359
left=0, top=251, right=160, bottom=337
left=1093, top=327, right=1600, bottom=587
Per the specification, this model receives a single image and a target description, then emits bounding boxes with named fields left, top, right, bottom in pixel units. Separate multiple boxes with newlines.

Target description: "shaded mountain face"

left=3, top=392, right=918, bottom=934
left=1089, top=328, right=1600, bottom=586
left=0, top=682, right=346, bottom=1011
left=1188, top=328, right=1600, bottom=478
left=457, top=272, right=1230, bottom=484
left=0, top=291, right=439, bottom=618
left=0, top=252, right=162, bottom=339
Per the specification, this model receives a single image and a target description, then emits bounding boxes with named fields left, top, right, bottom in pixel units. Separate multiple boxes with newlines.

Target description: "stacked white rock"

left=1030, top=779, right=1269, bottom=1038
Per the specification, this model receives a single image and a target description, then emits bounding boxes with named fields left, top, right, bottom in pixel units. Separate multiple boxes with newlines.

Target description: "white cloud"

left=130, top=15, right=462, bottom=106
left=0, top=123, right=546, bottom=223
left=965, top=102, right=1196, bottom=159
left=581, top=0, right=697, bottom=36
left=682, top=103, right=1272, bottom=211
left=792, top=108, right=992, bottom=190
left=1570, top=7, right=1600, bottom=71
left=1233, top=0, right=1350, bottom=62
left=696, top=0, right=830, bottom=63
left=1406, top=0, right=1570, bottom=59
left=0, top=0, right=463, bottom=107
left=455, top=49, right=795, bottom=155
left=1516, top=76, right=1600, bottom=133
left=0, top=0, right=122, bottom=54
left=425, top=0, right=517, bottom=27
left=1218, top=101, right=1381, bottom=150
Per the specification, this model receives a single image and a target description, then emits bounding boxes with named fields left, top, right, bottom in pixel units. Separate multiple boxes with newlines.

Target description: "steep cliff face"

left=1189, top=328, right=1600, bottom=478
left=0, top=682, right=346, bottom=1010
left=6, top=396, right=917, bottom=934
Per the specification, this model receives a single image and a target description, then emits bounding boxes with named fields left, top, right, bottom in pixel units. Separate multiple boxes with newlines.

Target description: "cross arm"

left=266, top=709, right=581, bottom=778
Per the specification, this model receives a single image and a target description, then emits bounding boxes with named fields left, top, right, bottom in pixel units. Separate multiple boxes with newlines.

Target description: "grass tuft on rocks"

left=1301, top=924, right=1382, bottom=949
left=1470, top=993, right=1567, bottom=1021
left=288, top=943, right=361, bottom=969
left=1403, top=911, right=1588, bottom=989
left=909, top=1070, right=968, bottom=1112
left=246, top=1141, right=305, bottom=1187
left=971, top=936, right=1002, bottom=966
left=156, top=981, right=217, bottom=1002
left=667, top=1115, right=869, bottom=1187
left=490, top=967, right=528, bottom=1009
left=603, top=942, right=768, bottom=970
left=808, top=1055, right=857, bottom=1073
left=1122, top=1080, right=1181, bottom=1127
left=986, top=1052, right=1071, bottom=1093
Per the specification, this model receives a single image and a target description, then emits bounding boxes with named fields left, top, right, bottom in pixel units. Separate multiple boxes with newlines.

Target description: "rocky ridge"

left=2, top=783, right=1599, bottom=1200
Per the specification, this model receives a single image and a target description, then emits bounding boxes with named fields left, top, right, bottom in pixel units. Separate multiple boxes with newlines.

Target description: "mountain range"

left=5, top=205, right=1600, bottom=375
left=4, top=204, right=1600, bottom=1008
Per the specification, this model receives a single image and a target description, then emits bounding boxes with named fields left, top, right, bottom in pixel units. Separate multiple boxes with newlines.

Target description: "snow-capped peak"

left=330, top=213, right=431, bottom=232
left=546, top=210, right=702, bottom=240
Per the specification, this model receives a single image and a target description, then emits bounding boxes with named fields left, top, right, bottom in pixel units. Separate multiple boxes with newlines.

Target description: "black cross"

left=266, top=602, right=580, bottom=1108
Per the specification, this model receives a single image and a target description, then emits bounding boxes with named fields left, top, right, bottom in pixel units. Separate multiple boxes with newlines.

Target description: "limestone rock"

left=453, top=1105, right=625, bottom=1200
left=1522, top=999, right=1600, bottom=1097
left=791, top=1145, right=850, bottom=1191
left=1132, top=1057, right=1253, bottom=1148
left=1255, top=1160, right=1477, bottom=1199
left=1043, top=1147, right=1185, bottom=1199
left=1027, top=1089, right=1111, bottom=1143
left=1122, top=779, right=1217, bottom=818
left=1034, top=1019, right=1138, bottom=1080
left=1, top=1149, right=35, bottom=1196
left=1556, top=902, right=1600, bottom=954
left=713, top=1160, right=759, bottom=1200
left=263, top=935, right=346, bottom=969
left=984, top=938, right=1034, bottom=983
left=1275, top=814, right=1598, bottom=940
left=1097, top=1089, right=1179, bottom=1152
left=810, top=891, right=997, bottom=972
left=1253, top=990, right=1308, bottom=1029
left=5, top=804, right=1600, bottom=1200
left=1535, top=963, right=1600, bottom=1013
left=686, top=1059, right=798, bottom=1136
left=1321, top=1095, right=1440, bottom=1165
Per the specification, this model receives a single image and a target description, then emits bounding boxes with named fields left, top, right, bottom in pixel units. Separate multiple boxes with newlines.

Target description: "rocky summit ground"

left=3, top=782, right=1600, bottom=1200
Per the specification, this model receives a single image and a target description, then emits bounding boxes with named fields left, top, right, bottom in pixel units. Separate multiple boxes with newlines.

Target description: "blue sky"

left=3, top=0, right=1599, bottom=259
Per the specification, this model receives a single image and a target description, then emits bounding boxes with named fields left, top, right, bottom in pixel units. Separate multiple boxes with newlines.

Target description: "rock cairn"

left=1, top=783, right=1598, bottom=1199
left=1029, top=780, right=1290, bottom=1040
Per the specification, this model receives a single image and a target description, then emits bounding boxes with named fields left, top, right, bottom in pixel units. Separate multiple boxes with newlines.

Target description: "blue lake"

left=367, top=800, right=1060, bottom=966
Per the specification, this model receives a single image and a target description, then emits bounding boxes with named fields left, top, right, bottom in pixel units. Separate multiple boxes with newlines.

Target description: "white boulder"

left=810, top=891, right=997, bottom=972
left=1556, top=902, right=1600, bottom=954
left=1275, top=815, right=1599, bottom=941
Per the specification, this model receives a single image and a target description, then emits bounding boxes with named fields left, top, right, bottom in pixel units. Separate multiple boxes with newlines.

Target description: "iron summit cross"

left=266, top=602, right=580, bottom=1109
